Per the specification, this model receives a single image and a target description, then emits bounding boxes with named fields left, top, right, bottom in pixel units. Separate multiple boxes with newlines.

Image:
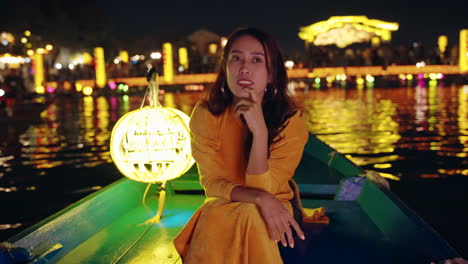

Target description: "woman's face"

left=226, top=35, right=269, bottom=102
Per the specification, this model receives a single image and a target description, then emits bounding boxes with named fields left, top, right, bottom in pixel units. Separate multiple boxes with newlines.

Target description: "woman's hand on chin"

left=234, top=89, right=267, bottom=137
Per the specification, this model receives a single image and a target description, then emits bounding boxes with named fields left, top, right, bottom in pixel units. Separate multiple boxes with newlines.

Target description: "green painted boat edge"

left=7, top=177, right=159, bottom=261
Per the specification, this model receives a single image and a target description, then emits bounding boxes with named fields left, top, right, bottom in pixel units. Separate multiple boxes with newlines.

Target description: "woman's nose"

left=240, top=63, right=249, bottom=74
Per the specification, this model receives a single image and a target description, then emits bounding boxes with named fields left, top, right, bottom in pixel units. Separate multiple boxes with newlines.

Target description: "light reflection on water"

left=0, top=85, right=466, bottom=245
left=0, top=85, right=466, bottom=187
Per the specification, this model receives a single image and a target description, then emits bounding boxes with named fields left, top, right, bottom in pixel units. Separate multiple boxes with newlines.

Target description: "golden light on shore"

left=94, top=47, right=107, bottom=88
left=34, top=53, right=44, bottom=91
left=162, top=43, right=174, bottom=83
left=24, top=30, right=31, bottom=36
left=460, top=29, right=468, bottom=73
left=45, top=44, right=53, bottom=51
left=299, top=16, right=399, bottom=48
left=178, top=47, right=189, bottom=70
left=119, top=50, right=129, bottom=63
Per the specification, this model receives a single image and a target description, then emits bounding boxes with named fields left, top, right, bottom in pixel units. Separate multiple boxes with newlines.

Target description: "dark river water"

left=1, top=83, right=467, bottom=256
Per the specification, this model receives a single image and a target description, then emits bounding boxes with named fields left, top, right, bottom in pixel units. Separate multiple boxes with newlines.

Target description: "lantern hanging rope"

left=110, top=69, right=194, bottom=224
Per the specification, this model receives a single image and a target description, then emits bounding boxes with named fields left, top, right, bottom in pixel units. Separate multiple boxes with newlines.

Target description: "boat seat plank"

left=115, top=194, right=205, bottom=264
left=54, top=194, right=205, bottom=264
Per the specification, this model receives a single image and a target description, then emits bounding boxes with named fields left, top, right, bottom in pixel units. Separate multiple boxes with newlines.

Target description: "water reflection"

left=0, top=84, right=466, bottom=241
left=299, top=88, right=401, bottom=167
left=0, top=85, right=466, bottom=181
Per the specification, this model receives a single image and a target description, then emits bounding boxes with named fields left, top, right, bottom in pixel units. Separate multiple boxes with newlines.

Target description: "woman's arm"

left=190, top=103, right=241, bottom=200
left=233, top=90, right=305, bottom=248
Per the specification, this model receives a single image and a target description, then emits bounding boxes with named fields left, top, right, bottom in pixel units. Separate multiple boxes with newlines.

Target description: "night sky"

left=98, top=1, right=467, bottom=55
left=1, top=0, right=467, bottom=56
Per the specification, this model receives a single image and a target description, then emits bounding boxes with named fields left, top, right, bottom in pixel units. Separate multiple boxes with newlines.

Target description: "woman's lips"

left=237, top=79, right=253, bottom=88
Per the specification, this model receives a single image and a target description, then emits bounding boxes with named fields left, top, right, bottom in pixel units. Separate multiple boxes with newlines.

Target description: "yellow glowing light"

left=34, top=53, right=44, bottom=91
left=110, top=106, right=194, bottom=183
left=460, top=29, right=468, bottom=72
left=94, top=47, right=107, bottom=88
left=82, top=52, right=92, bottom=64
left=356, top=77, right=364, bottom=85
left=75, top=82, right=83, bottom=92
left=35, top=86, right=45, bottom=94
left=371, top=36, right=380, bottom=47
left=163, top=43, right=174, bottom=83
left=21, top=37, right=27, bottom=44
left=378, top=172, right=400, bottom=181
left=429, top=73, right=437, bottom=80
left=373, top=163, right=392, bottom=169
left=119, top=50, right=129, bottom=63
left=83, top=86, right=93, bottom=96
left=178, top=47, right=189, bottom=69
left=36, top=48, right=45, bottom=54
left=406, top=74, right=413, bottom=80
left=26, top=50, right=34, bottom=56
left=438, top=35, right=448, bottom=54
left=299, top=16, right=399, bottom=48
left=24, top=30, right=31, bottom=36
left=45, top=44, right=53, bottom=51
left=209, top=43, right=217, bottom=54
left=25, top=43, right=32, bottom=48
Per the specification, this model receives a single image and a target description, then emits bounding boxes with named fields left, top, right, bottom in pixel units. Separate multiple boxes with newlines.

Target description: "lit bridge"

left=44, top=65, right=464, bottom=89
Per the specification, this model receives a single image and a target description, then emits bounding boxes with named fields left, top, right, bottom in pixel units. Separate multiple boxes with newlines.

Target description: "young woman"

left=174, top=27, right=308, bottom=263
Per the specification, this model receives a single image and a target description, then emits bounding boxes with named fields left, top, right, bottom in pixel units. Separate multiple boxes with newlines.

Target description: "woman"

left=173, top=27, right=308, bottom=263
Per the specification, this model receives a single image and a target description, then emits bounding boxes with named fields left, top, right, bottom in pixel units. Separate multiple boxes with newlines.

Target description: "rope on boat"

left=327, top=151, right=338, bottom=167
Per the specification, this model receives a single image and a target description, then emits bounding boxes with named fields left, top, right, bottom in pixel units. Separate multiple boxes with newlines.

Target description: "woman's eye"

left=253, top=57, right=263, bottom=63
left=231, top=56, right=240, bottom=61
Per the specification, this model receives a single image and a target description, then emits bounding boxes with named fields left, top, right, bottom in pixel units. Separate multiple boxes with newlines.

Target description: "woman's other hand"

left=255, top=191, right=305, bottom=248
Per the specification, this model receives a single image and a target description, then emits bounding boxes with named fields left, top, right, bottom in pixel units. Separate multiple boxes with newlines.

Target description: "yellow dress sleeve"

left=190, top=103, right=240, bottom=200
left=245, top=111, right=308, bottom=194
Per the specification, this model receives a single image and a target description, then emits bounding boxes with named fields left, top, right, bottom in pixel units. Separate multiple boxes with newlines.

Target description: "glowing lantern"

left=110, top=107, right=193, bottom=183
left=110, top=72, right=194, bottom=223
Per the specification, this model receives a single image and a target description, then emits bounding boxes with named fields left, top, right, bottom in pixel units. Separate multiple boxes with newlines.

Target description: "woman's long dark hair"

left=204, top=27, right=299, bottom=151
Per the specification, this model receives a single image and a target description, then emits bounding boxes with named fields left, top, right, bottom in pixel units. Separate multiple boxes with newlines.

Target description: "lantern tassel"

left=143, top=181, right=167, bottom=224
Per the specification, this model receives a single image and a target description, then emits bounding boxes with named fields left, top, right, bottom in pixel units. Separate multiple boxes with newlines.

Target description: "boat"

left=2, top=133, right=463, bottom=264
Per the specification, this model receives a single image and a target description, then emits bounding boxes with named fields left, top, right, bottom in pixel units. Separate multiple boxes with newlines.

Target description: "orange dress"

left=173, top=102, right=308, bottom=264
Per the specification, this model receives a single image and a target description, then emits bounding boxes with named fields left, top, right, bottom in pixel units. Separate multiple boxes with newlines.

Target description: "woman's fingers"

left=271, top=215, right=302, bottom=248
left=283, top=221, right=294, bottom=248
left=289, top=218, right=305, bottom=241
left=275, top=221, right=288, bottom=247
